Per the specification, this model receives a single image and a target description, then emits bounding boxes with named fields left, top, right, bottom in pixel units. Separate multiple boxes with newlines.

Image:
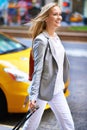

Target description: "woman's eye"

left=53, top=13, right=57, bottom=16
left=53, top=13, right=62, bottom=16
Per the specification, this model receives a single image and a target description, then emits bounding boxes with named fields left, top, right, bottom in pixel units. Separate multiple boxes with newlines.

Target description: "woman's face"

left=46, top=6, right=62, bottom=29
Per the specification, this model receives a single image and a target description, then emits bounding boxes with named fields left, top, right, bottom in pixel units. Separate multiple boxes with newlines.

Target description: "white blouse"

left=49, top=35, right=65, bottom=95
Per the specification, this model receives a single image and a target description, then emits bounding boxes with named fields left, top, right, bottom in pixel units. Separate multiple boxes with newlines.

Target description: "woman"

left=23, top=2, right=75, bottom=130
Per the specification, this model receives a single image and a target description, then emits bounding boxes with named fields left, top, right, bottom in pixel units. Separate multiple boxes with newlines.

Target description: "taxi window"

left=0, top=34, right=25, bottom=54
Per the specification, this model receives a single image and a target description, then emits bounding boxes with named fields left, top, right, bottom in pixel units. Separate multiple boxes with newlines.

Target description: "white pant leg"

left=22, top=99, right=47, bottom=130
left=48, top=91, right=75, bottom=130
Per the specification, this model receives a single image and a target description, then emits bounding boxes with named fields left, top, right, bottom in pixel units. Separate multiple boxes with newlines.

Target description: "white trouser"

left=22, top=91, right=75, bottom=130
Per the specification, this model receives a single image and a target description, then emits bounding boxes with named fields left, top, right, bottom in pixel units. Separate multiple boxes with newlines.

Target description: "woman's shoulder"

left=35, top=32, right=48, bottom=44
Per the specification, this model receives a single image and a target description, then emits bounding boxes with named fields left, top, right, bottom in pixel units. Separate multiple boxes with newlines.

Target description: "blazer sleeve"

left=29, top=38, right=47, bottom=101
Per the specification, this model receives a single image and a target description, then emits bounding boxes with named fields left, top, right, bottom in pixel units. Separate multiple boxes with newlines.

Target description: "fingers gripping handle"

left=12, top=106, right=39, bottom=130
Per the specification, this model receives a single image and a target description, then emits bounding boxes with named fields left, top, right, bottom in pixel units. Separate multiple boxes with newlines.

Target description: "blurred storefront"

left=0, top=0, right=8, bottom=25
left=0, top=0, right=87, bottom=25
left=8, top=1, right=18, bottom=25
left=7, top=0, right=41, bottom=25
left=83, top=0, right=87, bottom=24
left=0, top=0, right=41, bottom=25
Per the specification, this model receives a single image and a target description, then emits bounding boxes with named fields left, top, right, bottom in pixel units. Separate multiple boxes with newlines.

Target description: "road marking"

left=66, top=49, right=87, bottom=57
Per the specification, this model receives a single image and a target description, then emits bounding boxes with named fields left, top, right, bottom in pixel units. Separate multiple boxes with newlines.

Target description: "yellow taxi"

left=70, top=12, right=83, bottom=22
left=0, top=32, right=69, bottom=119
left=0, top=32, right=30, bottom=119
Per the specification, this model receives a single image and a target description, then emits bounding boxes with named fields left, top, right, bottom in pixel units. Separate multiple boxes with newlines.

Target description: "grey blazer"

left=29, top=32, right=70, bottom=101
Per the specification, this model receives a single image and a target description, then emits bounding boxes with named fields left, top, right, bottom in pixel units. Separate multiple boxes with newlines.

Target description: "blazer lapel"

left=48, top=39, right=58, bottom=65
left=42, top=31, right=58, bottom=65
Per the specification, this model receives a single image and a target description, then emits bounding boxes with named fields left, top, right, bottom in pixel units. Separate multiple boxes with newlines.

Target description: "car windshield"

left=0, top=34, right=26, bottom=54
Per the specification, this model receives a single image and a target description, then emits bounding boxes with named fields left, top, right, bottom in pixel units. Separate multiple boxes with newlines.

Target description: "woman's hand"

left=29, top=100, right=36, bottom=111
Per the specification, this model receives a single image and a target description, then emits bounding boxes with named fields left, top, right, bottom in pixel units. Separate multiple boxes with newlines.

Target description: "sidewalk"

left=0, top=26, right=87, bottom=42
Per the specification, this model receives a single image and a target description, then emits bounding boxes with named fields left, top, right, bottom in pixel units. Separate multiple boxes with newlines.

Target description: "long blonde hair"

left=29, top=2, right=58, bottom=40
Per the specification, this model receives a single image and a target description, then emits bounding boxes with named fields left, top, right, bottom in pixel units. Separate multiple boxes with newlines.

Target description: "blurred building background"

left=0, top=0, right=87, bottom=26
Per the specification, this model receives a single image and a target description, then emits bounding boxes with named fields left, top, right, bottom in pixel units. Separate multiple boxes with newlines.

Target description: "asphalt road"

left=0, top=41, right=87, bottom=130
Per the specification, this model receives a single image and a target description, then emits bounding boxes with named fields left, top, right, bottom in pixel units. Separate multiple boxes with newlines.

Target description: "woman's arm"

left=29, top=38, right=47, bottom=102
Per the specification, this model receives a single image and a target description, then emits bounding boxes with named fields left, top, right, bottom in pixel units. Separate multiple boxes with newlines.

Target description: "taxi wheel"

left=0, top=89, right=8, bottom=119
